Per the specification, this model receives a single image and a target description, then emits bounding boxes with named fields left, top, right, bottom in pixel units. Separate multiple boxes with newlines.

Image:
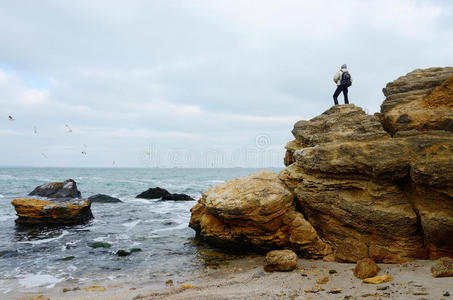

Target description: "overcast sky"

left=0, top=0, right=452, bottom=167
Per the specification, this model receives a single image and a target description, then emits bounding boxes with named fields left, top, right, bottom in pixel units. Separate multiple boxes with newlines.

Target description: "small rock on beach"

left=264, top=250, right=298, bottom=272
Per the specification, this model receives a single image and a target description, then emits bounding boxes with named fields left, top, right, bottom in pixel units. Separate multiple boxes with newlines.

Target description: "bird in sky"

left=65, top=124, right=72, bottom=133
left=81, top=151, right=87, bottom=155
left=33, top=126, right=38, bottom=134
left=8, top=115, right=14, bottom=121
left=41, top=152, right=48, bottom=159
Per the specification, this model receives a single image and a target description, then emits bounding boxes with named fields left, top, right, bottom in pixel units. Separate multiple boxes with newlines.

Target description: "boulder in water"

left=161, top=193, right=194, bottom=201
left=11, top=198, right=93, bottom=225
left=88, top=194, right=122, bottom=203
left=136, top=187, right=170, bottom=199
left=29, top=179, right=81, bottom=198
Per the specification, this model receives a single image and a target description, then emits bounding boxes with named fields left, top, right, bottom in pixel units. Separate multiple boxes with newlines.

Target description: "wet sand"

left=14, top=257, right=452, bottom=300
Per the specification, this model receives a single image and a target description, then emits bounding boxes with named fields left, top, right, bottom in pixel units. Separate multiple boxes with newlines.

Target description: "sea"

left=0, top=167, right=281, bottom=297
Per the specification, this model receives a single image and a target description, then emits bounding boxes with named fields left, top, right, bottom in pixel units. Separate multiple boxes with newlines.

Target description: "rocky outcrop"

left=190, top=67, right=453, bottom=263
left=136, top=187, right=171, bottom=199
left=189, top=171, right=331, bottom=256
left=29, top=179, right=81, bottom=198
left=88, top=194, right=122, bottom=203
left=381, top=67, right=453, bottom=135
left=11, top=198, right=93, bottom=225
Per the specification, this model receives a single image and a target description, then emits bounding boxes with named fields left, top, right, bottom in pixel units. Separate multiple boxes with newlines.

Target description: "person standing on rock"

left=333, top=64, right=352, bottom=105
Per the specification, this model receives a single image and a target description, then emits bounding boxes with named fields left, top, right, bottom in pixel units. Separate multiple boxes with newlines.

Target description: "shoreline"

left=13, top=258, right=452, bottom=300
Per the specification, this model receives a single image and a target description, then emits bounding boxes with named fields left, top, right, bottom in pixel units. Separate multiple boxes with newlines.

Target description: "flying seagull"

left=81, top=151, right=87, bottom=155
left=8, top=115, right=14, bottom=121
left=33, top=126, right=38, bottom=134
left=65, top=124, right=72, bottom=133
left=41, top=152, right=48, bottom=159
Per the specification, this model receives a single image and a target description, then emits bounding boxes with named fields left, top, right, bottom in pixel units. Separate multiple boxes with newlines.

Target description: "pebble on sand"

left=362, top=275, right=393, bottom=284
left=83, top=286, right=106, bottom=292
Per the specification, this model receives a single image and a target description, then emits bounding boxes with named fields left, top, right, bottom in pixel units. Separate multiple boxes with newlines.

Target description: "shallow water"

left=0, top=167, right=280, bottom=297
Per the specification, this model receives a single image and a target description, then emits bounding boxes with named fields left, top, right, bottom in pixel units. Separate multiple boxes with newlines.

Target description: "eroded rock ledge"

left=190, top=67, right=453, bottom=263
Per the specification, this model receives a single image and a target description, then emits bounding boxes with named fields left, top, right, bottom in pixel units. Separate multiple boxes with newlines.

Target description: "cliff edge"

left=190, top=67, right=453, bottom=263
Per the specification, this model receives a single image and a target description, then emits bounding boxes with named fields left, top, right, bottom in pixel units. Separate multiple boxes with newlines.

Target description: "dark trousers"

left=333, top=85, right=349, bottom=105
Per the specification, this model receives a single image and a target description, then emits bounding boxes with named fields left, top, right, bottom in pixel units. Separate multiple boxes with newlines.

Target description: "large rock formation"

left=189, top=171, right=331, bottom=256
left=11, top=198, right=93, bottom=225
left=190, top=67, right=453, bottom=263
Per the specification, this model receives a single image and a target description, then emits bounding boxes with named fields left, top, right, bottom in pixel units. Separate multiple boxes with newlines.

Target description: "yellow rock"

left=363, top=275, right=393, bottom=284
left=180, top=284, right=195, bottom=289
left=189, top=171, right=331, bottom=257
left=83, top=285, right=106, bottom=292
left=316, top=276, right=329, bottom=284
left=11, top=198, right=93, bottom=225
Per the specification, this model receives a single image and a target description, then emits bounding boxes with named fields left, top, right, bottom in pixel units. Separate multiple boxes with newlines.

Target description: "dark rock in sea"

left=29, top=179, right=82, bottom=198
left=161, top=193, right=194, bottom=201
left=130, top=248, right=142, bottom=253
left=136, top=187, right=170, bottom=199
left=89, top=242, right=111, bottom=248
left=57, top=256, right=75, bottom=261
left=11, top=197, right=93, bottom=225
left=117, top=250, right=131, bottom=256
left=88, top=194, right=122, bottom=203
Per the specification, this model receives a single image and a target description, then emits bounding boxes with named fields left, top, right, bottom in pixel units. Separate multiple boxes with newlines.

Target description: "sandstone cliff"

left=190, top=67, right=453, bottom=263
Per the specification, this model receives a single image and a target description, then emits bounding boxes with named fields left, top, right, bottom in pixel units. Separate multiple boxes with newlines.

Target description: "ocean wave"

left=17, top=230, right=69, bottom=245
left=126, top=198, right=153, bottom=204
left=18, top=274, right=64, bottom=288
left=208, top=180, right=225, bottom=183
left=122, top=220, right=141, bottom=229
left=151, top=222, right=187, bottom=233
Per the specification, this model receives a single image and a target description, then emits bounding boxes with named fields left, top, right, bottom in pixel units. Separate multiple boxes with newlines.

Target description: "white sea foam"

left=0, top=194, right=4, bottom=198
left=18, top=274, right=64, bottom=288
left=127, top=198, right=153, bottom=204
left=122, top=220, right=141, bottom=229
left=151, top=222, right=187, bottom=233
left=67, top=265, right=77, bottom=272
left=208, top=180, right=224, bottom=183
left=18, top=230, right=69, bottom=245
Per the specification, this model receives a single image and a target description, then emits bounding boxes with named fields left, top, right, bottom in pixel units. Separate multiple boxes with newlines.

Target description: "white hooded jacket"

left=333, top=68, right=353, bottom=86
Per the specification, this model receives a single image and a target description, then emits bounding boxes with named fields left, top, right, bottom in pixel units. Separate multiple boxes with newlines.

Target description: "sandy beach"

left=16, top=257, right=452, bottom=300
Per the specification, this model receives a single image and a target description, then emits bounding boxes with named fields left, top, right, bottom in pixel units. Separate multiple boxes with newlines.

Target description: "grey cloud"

left=0, top=0, right=452, bottom=167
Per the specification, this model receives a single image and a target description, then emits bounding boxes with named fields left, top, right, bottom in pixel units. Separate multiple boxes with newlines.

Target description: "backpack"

left=340, top=71, right=352, bottom=87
